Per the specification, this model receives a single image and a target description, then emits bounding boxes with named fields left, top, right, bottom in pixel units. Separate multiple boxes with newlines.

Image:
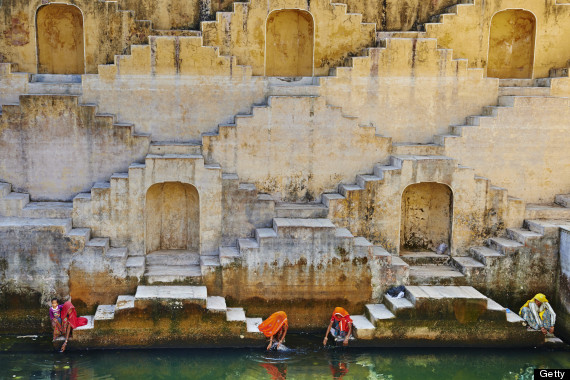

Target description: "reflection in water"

left=1, top=334, right=568, bottom=379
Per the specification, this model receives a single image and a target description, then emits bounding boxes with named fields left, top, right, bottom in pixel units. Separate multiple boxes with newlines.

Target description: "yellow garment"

left=519, top=293, right=549, bottom=318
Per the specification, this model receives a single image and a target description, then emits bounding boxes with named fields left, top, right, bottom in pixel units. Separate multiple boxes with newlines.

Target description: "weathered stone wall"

left=119, top=0, right=202, bottom=30
left=203, top=96, right=392, bottom=202
left=558, top=227, right=570, bottom=341
left=201, top=0, right=376, bottom=76
left=0, top=95, right=150, bottom=201
left=0, top=218, right=82, bottom=333
left=425, top=0, right=570, bottom=78
left=0, top=0, right=150, bottom=74
left=327, top=157, right=513, bottom=255
left=73, top=155, right=223, bottom=256
left=443, top=96, right=570, bottom=204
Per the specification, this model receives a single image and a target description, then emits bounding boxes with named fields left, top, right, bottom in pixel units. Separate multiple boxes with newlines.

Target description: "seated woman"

left=258, top=311, right=288, bottom=350
left=57, top=300, right=89, bottom=352
left=323, top=307, right=353, bottom=346
left=519, top=293, right=556, bottom=335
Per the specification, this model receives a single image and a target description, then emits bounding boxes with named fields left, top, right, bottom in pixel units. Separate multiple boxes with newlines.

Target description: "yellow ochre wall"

left=201, top=0, right=376, bottom=76
left=425, top=0, right=570, bottom=78
left=36, top=4, right=85, bottom=75
left=0, top=0, right=149, bottom=74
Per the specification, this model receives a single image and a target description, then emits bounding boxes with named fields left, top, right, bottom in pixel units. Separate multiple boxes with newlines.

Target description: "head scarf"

left=258, top=311, right=288, bottom=338
left=519, top=293, right=549, bottom=316
left=331, top=307, right=352, bottom=332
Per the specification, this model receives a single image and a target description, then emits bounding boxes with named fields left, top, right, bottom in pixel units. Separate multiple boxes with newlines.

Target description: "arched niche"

left=400, top=182, right=453, bottom=253
left=36, top=4, right=85, bottom=74
left=266, top=9, right=314, bottom=77
left=145, top=182, right=200, bottom=254
left=487, top=9, right=536, bottom=79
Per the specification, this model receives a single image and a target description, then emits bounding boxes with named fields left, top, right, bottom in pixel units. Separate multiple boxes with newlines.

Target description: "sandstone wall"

left=0, top=0, right=150, bottom=74
left=425, top=0, right=570, bottom=78
left=0, top=95, right=150, bottom=201
left=201, top=0, right=376, bottom=76
left=443, top=96, right=570, bottom=203
left=0, top=218, right=82, bottom=333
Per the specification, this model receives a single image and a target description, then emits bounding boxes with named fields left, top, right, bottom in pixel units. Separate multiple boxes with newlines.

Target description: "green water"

left=1, top=335, right=568, bottom=379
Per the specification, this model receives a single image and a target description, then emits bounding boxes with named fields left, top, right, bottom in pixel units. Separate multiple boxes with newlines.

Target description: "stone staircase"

left=73, top=285, right=264, bottom=347
left=72, top=149, right=223, bottom=281
left=349, top=285, right=547, bottom=345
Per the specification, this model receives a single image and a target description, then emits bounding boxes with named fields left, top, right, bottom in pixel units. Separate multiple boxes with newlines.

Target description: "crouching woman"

left=519, top=293, right=556, bottom=335
left=258, top=311, right=288, bottom=350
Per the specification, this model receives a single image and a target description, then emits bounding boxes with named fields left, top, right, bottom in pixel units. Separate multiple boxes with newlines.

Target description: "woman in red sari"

left=58, top=300, right=88, bottom=352
left=323, top=307, right=353, bottom=346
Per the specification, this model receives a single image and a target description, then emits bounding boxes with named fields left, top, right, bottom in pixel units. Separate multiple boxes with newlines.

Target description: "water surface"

left=1, top=334, right=568, bottom=379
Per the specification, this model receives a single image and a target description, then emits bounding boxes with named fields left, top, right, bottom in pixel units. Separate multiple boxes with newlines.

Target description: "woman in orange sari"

left=258, top=311, right=288, bottom=350
left=58, top=300, right=88, bottom=352
left=323, top=307, right=353, bottom=346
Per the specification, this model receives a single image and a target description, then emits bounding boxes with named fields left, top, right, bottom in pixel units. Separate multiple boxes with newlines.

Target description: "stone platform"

left=59, top=285, right=559, bottom=350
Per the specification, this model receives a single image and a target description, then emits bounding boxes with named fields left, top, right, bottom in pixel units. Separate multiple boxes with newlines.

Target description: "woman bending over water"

left=258, top=311, right=288, bottom=350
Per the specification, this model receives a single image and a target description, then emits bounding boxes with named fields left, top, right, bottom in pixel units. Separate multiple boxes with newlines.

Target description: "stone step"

left=75, top=315, right=94, bottom=330
left=498, top=87, right=550, bottom=97
left=272, top=218, right=336, bottom=236
left=383, top=295, right=414, bottom=318
left=106, top=247, right=128, bottom=263
left=115, top=295, right=135, bottom=311
left=365, top=304, right=395, bottom=326
left=274, top=203, right=329, bottom=218
left=134, top=285, right=207, bottom=303
left=487, top=237, right=525, bottom=255
left=27, top=82, right=82, bottom=96
left=219, top=246, right=241, bottom=266
left=145, top=250, right=200, bottom=266
left=469, top=246, right=503, bottom=266
left=391, top=143, right=445, bottom=156
left=498, top=79, right=540, bottom=87
left=149, top=141, right=202, bottom=155
left=555, top=194, right=570, bottom=208
left=94, top=305, right=116, bottom=321
left=226, top=307, right=246, bottom=322
left=200, top=255, right=220, bottom=269
left=405, top=286, right=487, bottom=319
left=30, top=74, right=82, bottom=83
left=206, top=296, right=227, bottom=312
left=525, top=204, right=570, bottom=219
left=0, top=217, right=72, bottom=234
left=399, top=251, right=450, bottom=266
left=0, top=192, right=30, bottom=216
left=506, top=311, right=524, bottom=323
left=408, top=265, right=465, bottom=285
left=21, top=202, right=73, bottom=219
left=84, top=237, right=110, bottom=255
left=144, top=265, right=202, bottom=284
left=246, top=318, right=263, bottom=333
left=126, top=256, right=145, bottom=277
left=351, top=315, right=375, bottom=339
left=451, top=256, right=485, bottom=277
left=506, top=228, right=543, bottom=245
left=524, top=219, right=564, bottom=238
left=0, top=182, right=11, bottom=197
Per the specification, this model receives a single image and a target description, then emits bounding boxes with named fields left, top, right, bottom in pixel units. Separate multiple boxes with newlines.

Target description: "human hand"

left=323, top=337, right=328, bottom=346
left=343, top=338, right=349, bottom=346
left=549, top=327, right=555, bottom=334
left=267, top=343, right=272, bottom=350
left=540, top=327, right=547, bottom=335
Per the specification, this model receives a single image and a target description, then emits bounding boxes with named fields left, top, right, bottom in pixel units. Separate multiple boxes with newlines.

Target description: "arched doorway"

left=487, top=9, right=536, bottom=79
left=400, top=182, right=452, bottom=252
left=145, top=182, right=200, bottom=254
left=266, top=10, right=314, bottom=77
left=36, top=4, right=85, bottom=74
